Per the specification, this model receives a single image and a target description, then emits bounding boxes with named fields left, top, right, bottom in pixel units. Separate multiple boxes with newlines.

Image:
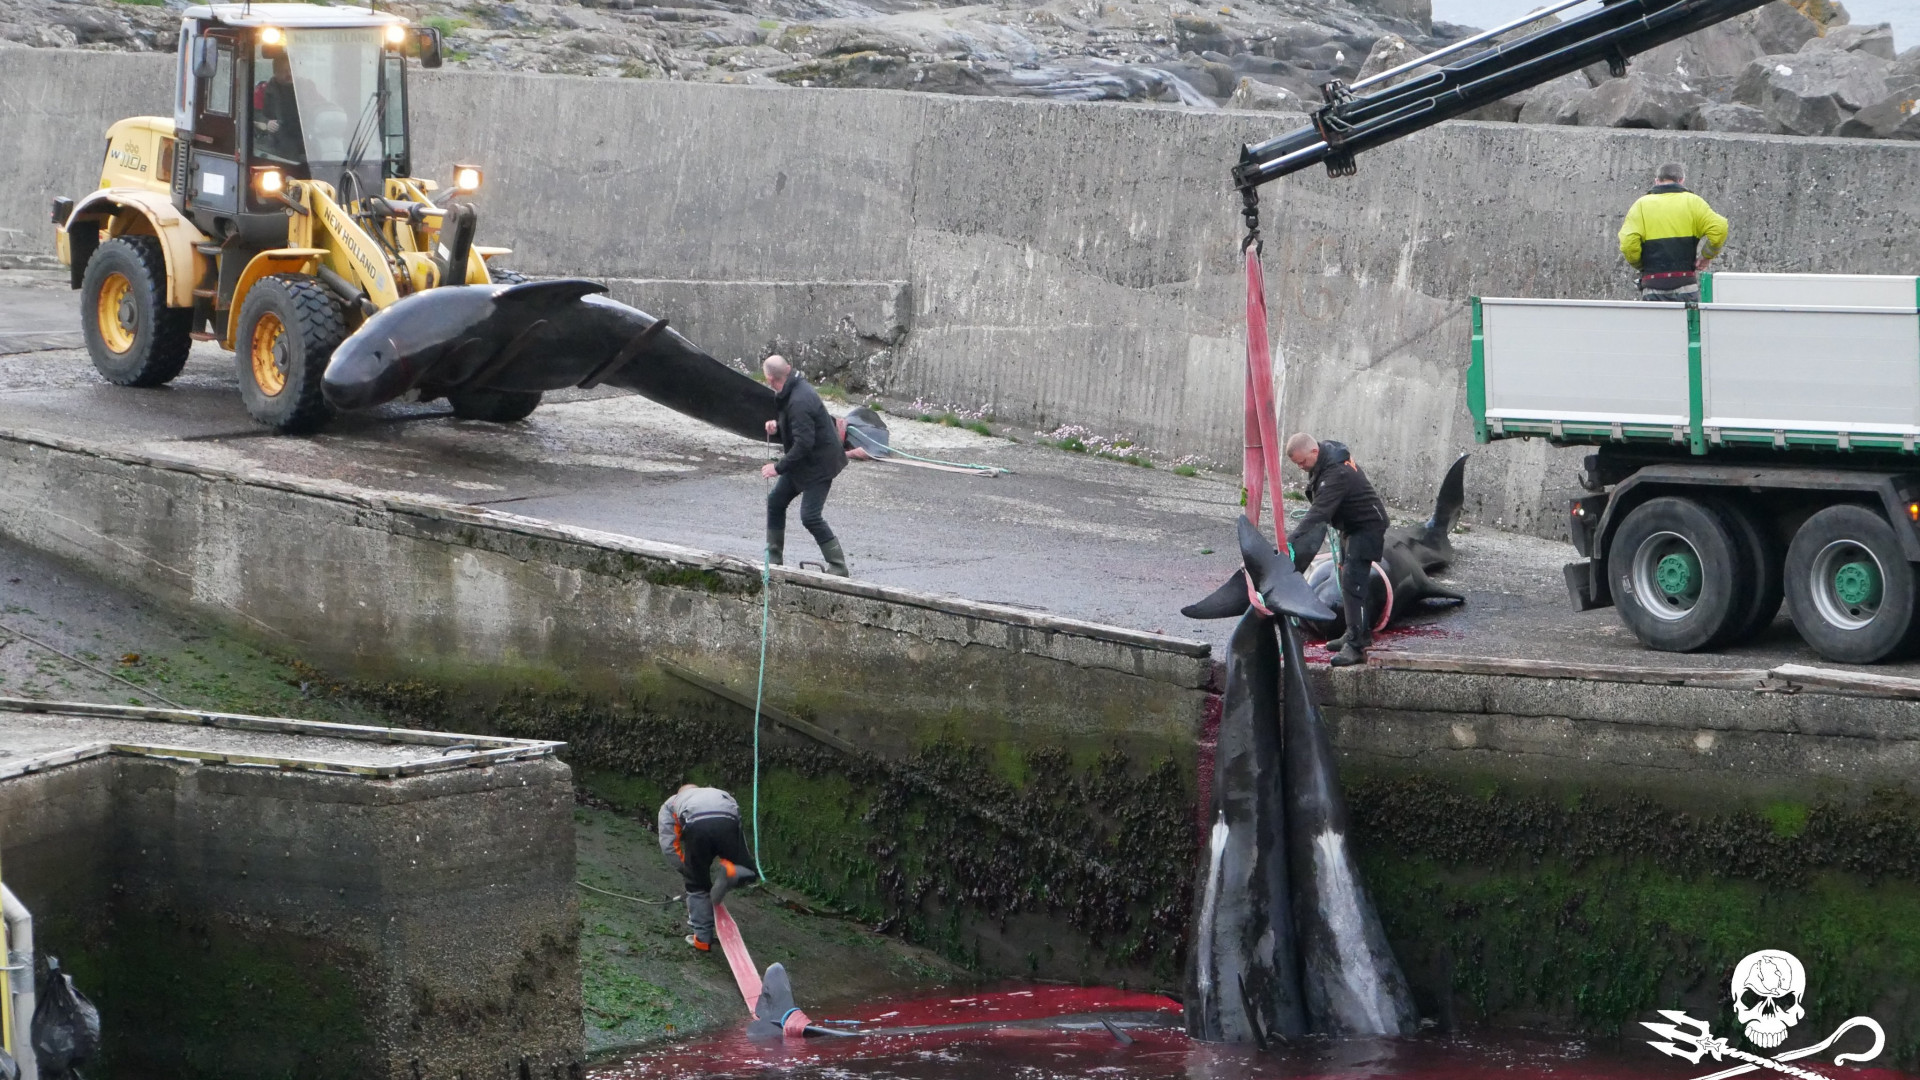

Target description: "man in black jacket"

left=1285, top=433, right=1389, bottom=667
left=760, top=355, right=850, bottom=576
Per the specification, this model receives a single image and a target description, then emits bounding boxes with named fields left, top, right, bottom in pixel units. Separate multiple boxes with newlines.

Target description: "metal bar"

left=1348, top=0, right=1593, bottom=90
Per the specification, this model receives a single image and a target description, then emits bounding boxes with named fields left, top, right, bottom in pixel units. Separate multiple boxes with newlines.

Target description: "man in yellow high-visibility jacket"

left=1618, top=162, right=1729, bottom=302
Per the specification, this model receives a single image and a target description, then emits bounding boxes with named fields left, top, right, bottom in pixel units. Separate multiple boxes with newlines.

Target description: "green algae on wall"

left=96, top=910, right=371, bottom=1079
left=1349, top=774, right=1920, bottom=1066
left=337, top=681, right=1198, bottom=987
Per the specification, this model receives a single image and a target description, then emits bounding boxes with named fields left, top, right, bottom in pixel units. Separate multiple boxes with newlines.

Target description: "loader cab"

left=172, top=5, right=437, bottom=242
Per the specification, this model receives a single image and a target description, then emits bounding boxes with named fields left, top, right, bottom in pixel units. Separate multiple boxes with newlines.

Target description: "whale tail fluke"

left=1414, top=454, right=1469, bottom=565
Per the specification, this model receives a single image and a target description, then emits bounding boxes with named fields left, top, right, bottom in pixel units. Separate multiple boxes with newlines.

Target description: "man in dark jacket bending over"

left=659, top=783, right=760, bottom=952
left=760, top=355, right=851, bottom=576
left=1285, top=433, right=1390, bottom=668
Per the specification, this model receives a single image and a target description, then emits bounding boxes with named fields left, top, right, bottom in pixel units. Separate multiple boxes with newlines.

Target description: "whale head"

left=324, top=280, right=612, bottom=411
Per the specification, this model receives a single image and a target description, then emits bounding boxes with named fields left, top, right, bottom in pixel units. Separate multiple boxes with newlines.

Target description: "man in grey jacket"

left=658, top=783, right=760, bottom=952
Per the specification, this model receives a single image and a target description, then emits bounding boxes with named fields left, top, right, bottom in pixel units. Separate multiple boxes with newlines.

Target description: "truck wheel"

left=447, top=388, right=542, bottom=423
left=1607, top=496, right=1747, bottom=652
left=1783, top=504, right=1917, bottom=664
left=235, top=274, right=345, bottom=434
left=1712, top=497, right=1784, bottom=644
left=80, top=235, right=192, bottom=387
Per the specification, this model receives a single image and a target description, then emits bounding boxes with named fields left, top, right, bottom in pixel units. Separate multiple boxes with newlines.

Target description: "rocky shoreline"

left=6, top=0, right=1915, bottom=137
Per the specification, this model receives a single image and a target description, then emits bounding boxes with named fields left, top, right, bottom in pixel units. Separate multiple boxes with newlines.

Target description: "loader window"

left=252, top=28, right=401, bottom=196
left=204, top=44, right=234, bottom=116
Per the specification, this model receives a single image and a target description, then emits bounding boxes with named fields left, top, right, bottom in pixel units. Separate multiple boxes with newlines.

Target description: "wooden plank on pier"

left=1769, top=664, right=1920, bottom=700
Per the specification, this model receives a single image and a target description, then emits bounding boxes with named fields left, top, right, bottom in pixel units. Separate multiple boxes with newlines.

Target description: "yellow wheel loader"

left=52, top=3, right=527, bottom=434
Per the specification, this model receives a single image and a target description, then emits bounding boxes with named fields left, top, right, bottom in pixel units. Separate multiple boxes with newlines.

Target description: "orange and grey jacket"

left=1617, top=184, right=1729, bottom=291
left=657, top=786, right=740, bottom=860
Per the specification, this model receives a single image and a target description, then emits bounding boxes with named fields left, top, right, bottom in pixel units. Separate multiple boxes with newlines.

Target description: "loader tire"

left=235, top=274, right=345, bottom=434
left=448, top=388, right=542, bottom=423
left=81, top=235, right=192, bottom=387
left=1784, top=504, right=1918, bottom=665
left=1607, top=496, right=1747, bottom=652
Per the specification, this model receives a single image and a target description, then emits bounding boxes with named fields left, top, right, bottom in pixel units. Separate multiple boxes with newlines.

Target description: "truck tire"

left=80, top=235, right=192, bottom=387
left=447, top=388, right=542, bottom=423
left=1607, top=496, right=1748, bottom=652
left=1783, top=504, right=1917, bottom=664
left=1712, top=497, right=1784, bottom=644
left=235, top=274, right=345, bottom=434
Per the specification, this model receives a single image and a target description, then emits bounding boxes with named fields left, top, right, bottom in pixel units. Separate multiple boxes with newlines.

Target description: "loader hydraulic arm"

left=1234, top=0, right=1772, bottom=191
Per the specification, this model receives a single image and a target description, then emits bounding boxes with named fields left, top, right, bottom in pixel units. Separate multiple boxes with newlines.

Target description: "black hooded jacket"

left=1291, top=440, right=1388, bottom=566
left=772, top=374, right=848, bottom=486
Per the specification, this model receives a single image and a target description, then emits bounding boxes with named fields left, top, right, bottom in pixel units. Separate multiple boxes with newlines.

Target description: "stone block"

left=1687, top=101, right=1782, bottom=133
left=1515, top=72, right=1593, bottom=124
left=1573, top=74, right=1704, bottom=129
left=1835, top=91, right=1920, bottom=138
left=1227, top=76, right=1311, bottom=112
left=1735, top=49, right=1891, bottom=133
left=1742, top=1, right=1821, bottom=55
left=1799, top=21, right=1896, bottom=60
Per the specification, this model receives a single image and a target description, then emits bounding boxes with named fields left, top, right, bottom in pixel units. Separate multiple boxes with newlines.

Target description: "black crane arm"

left=1234, top=0, right=1773, bottom=190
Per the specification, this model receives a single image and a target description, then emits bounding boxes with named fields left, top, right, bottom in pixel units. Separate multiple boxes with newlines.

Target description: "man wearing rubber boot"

left=760, top=355, right=851, bottom=576
left=659, top=783, right=760, bottom=952
left=1285, top=433, right=1390, bottom=668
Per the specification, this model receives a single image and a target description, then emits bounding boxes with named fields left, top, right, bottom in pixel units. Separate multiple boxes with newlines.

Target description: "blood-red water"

left=588, top=987, right=1916, bottom=1080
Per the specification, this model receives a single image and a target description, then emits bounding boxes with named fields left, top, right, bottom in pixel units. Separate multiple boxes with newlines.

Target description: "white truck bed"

left=1470, top=272, right=1920, bottom=453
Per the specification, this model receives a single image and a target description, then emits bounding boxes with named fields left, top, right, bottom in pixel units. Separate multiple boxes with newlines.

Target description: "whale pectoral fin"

left=1183, top=569, right=1254, bottom=620
left=578, top=317, right=670, bottom=390
left=493, top=278, right=608, bottom=309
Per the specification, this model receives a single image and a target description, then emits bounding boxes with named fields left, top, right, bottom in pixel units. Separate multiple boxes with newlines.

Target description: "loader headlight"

left=260, top=25, right=284, bottom=48
left=385, top=23, right=407, bottom=46
left=255, top=168, right=284, bottom=195
left=452, top=165, right=482, bottom=192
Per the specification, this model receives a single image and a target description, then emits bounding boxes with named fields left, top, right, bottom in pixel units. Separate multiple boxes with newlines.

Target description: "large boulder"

left=1227, top=76, right=1312, bottom=114
left=1356, top=33, right=1414, bottom=81
left=1734, top=49, right=1891, bottom=133
left=1516, top=72, right=1595, bottom=124
left=1742, top=1, right=1822, bottom=54
left=1835, top=92, right=1920, bottom=138
left=1349, top=0, right=1431, bottom=35
left=1573, top=74, right=1705, bottom=128
left=1799, top=22, right=1896, bottom=60
left=1632, top=18, right=1766, bottom=83
left=1686, top=101, right=1782, bottom=133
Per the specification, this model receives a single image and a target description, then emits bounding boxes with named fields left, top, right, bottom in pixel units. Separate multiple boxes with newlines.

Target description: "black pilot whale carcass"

left=1298, top=453, right=1470, bottom=641
left=1184, top=518, right=1418, bottom=1040
left=1182, top=454, right=1470, bottom=639
left=321, top=279, right=776, bottom=436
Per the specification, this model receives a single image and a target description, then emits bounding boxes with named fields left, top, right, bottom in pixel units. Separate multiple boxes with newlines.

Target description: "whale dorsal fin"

left=493, top=278, right=608, bottom=308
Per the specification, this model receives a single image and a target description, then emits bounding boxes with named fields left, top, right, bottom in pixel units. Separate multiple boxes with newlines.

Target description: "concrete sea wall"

left=0, top=427, right=1214, bottom=984
left=6, top=51, right=1920, bottom=533
left=0, top=753, right=579, bottom=1079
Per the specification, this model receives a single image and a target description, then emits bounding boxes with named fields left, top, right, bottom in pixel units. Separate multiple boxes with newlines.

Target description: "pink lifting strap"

left=1243, top=247, right=1287, bottom=612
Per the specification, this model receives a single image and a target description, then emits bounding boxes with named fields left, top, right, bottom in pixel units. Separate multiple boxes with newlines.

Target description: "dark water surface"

left=591, top=987, right=1915, bottom=1080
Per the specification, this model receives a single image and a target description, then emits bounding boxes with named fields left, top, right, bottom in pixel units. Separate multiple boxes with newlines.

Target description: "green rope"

left=751, top=543, right=769, bottom=870
left=847, top=425, right=1011, bottom=476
